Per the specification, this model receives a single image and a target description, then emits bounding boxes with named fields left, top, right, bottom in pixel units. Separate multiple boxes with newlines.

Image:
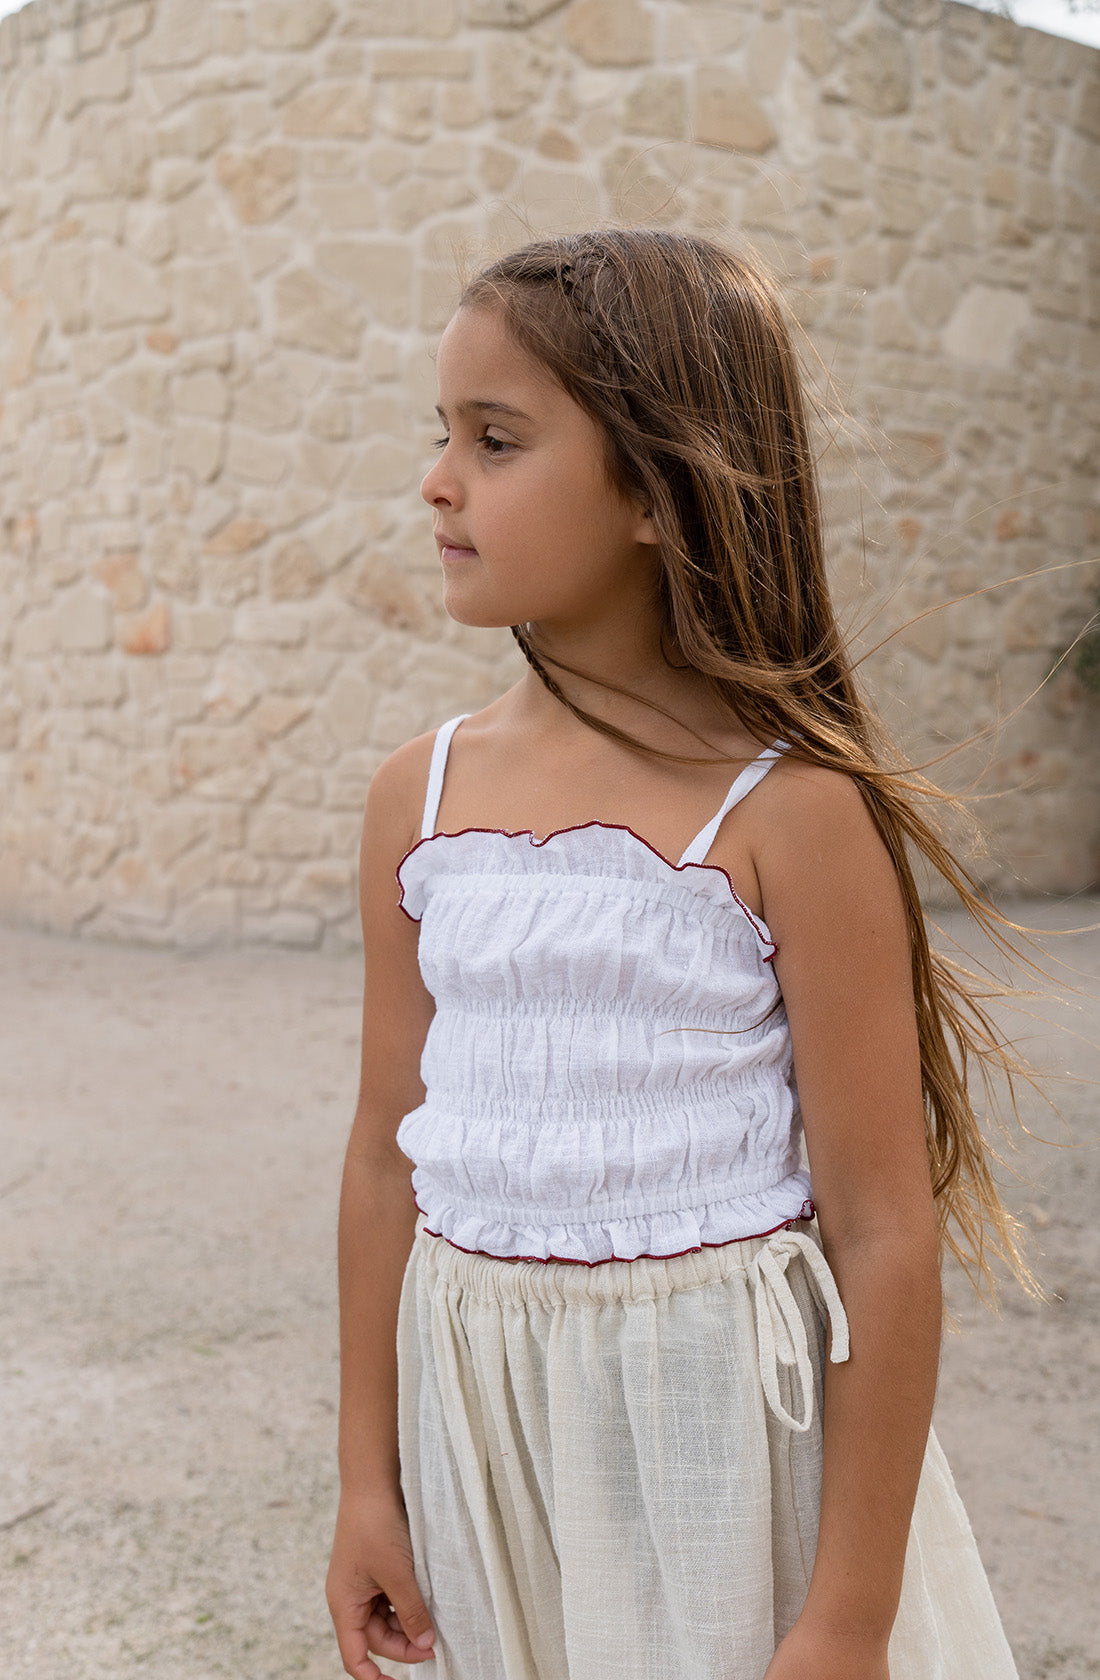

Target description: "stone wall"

left=0, top=0, right=1097, bottom=949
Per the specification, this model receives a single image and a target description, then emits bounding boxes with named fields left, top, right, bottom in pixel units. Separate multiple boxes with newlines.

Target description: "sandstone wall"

left=0, top=0, right=1097, bottom=949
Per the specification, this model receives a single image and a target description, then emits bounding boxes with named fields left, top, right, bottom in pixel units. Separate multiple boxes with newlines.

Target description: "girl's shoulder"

left=757, top=753, right=876, bottom=830
left=364, top=699, right=504, bottom=854
left=363, top=729, right=438, bottom=860
left=745, top=755, right=905, bottom=942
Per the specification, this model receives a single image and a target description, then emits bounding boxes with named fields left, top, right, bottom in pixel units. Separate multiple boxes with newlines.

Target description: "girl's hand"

left=764, top=1618, right=890, bottom=1680
left=326, top=1491, right=436, bottom=1678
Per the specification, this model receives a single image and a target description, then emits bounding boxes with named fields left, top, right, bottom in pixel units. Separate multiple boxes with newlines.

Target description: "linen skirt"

left=379, top=1218, right=1018, bottom=1680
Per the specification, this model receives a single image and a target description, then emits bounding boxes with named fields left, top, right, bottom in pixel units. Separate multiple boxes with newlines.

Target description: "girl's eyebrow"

left=435, top=399, right=534, bottom=424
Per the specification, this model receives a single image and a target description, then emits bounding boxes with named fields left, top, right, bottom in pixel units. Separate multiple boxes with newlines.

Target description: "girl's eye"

left=428, top=433, right=514, bottom=456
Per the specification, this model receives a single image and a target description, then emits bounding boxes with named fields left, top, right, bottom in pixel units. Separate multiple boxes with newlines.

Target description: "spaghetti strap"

left=420, top=714, right=470, bottom=840
left=676, top=741, right=788, bottom=868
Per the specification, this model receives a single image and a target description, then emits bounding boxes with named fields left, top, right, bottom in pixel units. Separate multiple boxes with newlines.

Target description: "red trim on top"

left=417, top=1198, right=817, bottom=1268
left=394, top=821, right=777, bottom=957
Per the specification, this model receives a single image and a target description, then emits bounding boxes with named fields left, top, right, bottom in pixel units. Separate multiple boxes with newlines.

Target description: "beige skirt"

left=379, top=1219, right=1018, bottom=1680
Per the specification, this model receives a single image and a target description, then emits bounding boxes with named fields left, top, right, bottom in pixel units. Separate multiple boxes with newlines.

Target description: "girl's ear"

left=634, top=505, right=658, bottom=546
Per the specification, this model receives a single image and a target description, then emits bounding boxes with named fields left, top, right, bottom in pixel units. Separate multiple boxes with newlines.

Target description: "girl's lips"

left=440, top=544, right=479, bottom=563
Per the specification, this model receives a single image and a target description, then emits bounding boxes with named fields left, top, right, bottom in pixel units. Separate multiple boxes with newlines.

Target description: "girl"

left=326, top=228, right=1028, bottom=1680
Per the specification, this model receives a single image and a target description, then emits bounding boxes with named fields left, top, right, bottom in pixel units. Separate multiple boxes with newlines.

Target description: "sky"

left=0, top=0, right=1096, bottom=54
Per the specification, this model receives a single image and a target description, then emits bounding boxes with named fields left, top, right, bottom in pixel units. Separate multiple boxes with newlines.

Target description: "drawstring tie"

left=748, top=1230, right=850, bottom=1433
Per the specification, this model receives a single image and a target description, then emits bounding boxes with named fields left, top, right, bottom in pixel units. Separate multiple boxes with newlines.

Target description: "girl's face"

left=420, top=306, right=658, bottom=633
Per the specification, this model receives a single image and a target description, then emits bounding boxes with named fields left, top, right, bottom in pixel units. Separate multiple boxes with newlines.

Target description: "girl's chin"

left=441, top=601, right=522, bottom=631
left=440, top=586, right=530, bottom=631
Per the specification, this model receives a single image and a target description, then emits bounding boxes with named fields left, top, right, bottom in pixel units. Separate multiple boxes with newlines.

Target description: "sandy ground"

left=0, top=899, right=1097, bottom=1680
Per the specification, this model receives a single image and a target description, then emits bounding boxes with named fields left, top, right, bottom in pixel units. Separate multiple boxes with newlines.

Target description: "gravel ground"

left=1, top=899, right=1097, bottom=1680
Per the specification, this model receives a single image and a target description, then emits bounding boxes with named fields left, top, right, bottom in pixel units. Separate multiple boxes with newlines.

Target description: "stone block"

left=176, top=606, right=232, bottom=651
left=747, top=19, right=789, bottom=95
left=173, top=260, right=260, bottom=336
left=341, top=552, right=431, bottom=632
left=286, top=858, right=355, bottom=918
left=902, top=258, right=958, bottom=328
left=345, top=439, right=422, bottom=497
left=138, top=0, right=213, bottom=69
left=563, top=0, right=654, bottom=65
left=237, top=605, right=307, bottom=646
left=943, top=285, right=1029, bottom=366
left=465, top=0, right=564, bottom=21
left=439, top=80, right=487, bottom=128
left=941, top=21, right=984, bottom=87
left=174, top=723, right=270, bottom=794
left=316, top=239, right=415, bottom=329
left=57, top=588, right=113, bottom=652
left=819, top=151, right=865, bottom=198
left=1073, top=72, right=1100, bottom=146
left=871, top=295, right=920, bottom=351
left=41, top=244, right=89, bottom=334
left=249, top=804, right=329, bottom=857
left=243, top=908, right=322, bottom=947
left=797, top=15, right=837, bottom=76
left=174, top=369, right=230, bottom=421
left=147, top=525, right=199, bottom=598
left=275, top=268, right=364, bottom=357
left=888, top=430, right=946, bottom=479
left=537, top=125, right=581, bottom=163
left=845, top=25, right=912, bottom=115
left=253, top=0, right=337, bottom=50
left=203, top=660, right=259, bottom=719
left=147, top=807, right=210, bottom=868
left=105, top=855, right=173, bottom=924
left=944, top=92, right=980, bottom=156
left=373, top=45, right=473, bottom=77
left=120, top=601, right=171, bottom=655
left=93, top=551, right=148, bottom=612
left=624, top=72, right=686, bottom=140
left=880, top=0, right=940, bottom=24
left=5, top=294, right=47, bottom=387
left=173, top=888, right=239, bottom=947
left=321, top=669, right=373, bottom=748
left=985, top=165, right=1018, bottom=208
left=282, top=83, right=373, bottom=137
left=271, top=539, right=324, bottom=598
left=367, top=82, right=428, bottom=143
left=64, top=50, right=132, bottom=117
left=254, top=695, right=313, bottom=737
left=217, top=145, right=298, bottom=224
left=225, top=429, right=293, bottom=486
left=272, top=768, right=324, bottom=806
left=88, top=245, right=169, bottom=333
left=875, top=176, right=926, bottom=237
left=694, top=67, right=777, bottom=153
left=385, top=172, right=475, bottom=233
left=343, top=0, right=457, bottom=34
left=204, top=517, right=271, bottom=557
left=482, top=32, right=554, bottom=116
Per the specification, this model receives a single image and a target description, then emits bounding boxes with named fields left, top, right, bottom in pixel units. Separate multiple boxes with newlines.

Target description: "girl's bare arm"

left=753, top=764, right=942, bottom=1679
left=327, top=735, right=439, bottom=1679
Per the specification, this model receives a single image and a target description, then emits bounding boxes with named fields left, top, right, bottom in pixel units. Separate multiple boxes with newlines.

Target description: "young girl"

left=326, top=228, right=1027, bottom=1680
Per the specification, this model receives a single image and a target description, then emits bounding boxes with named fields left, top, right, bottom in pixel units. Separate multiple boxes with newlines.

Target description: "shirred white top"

left=395, top=714, right=814, bottom=1264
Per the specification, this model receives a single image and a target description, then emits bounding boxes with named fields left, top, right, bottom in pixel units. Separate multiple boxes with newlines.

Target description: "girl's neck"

left=514, top=619, right=742, bottom=756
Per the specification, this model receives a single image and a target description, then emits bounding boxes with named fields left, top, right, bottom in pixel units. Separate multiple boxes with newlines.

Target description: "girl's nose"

left=420, top=452, right=461, bottom=510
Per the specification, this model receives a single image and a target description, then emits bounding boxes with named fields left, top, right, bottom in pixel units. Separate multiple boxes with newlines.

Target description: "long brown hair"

left=459, top=226, right=1049, bottom=1298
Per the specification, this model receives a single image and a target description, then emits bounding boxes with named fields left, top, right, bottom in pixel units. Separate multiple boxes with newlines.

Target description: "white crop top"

left=395, top=714, right=814, bottom=1264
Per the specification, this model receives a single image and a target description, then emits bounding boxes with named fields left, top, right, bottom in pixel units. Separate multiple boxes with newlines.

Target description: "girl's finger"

left=374, top=1574, right=436, bottom=1656
left=331, top=1609, right=383, bottom=1680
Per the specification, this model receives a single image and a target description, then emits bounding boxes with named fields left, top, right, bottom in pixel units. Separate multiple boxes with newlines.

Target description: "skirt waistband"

left=414, top=1216, right=803, bottom=1306
left=413, top=1219, right=850, bottom=1434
